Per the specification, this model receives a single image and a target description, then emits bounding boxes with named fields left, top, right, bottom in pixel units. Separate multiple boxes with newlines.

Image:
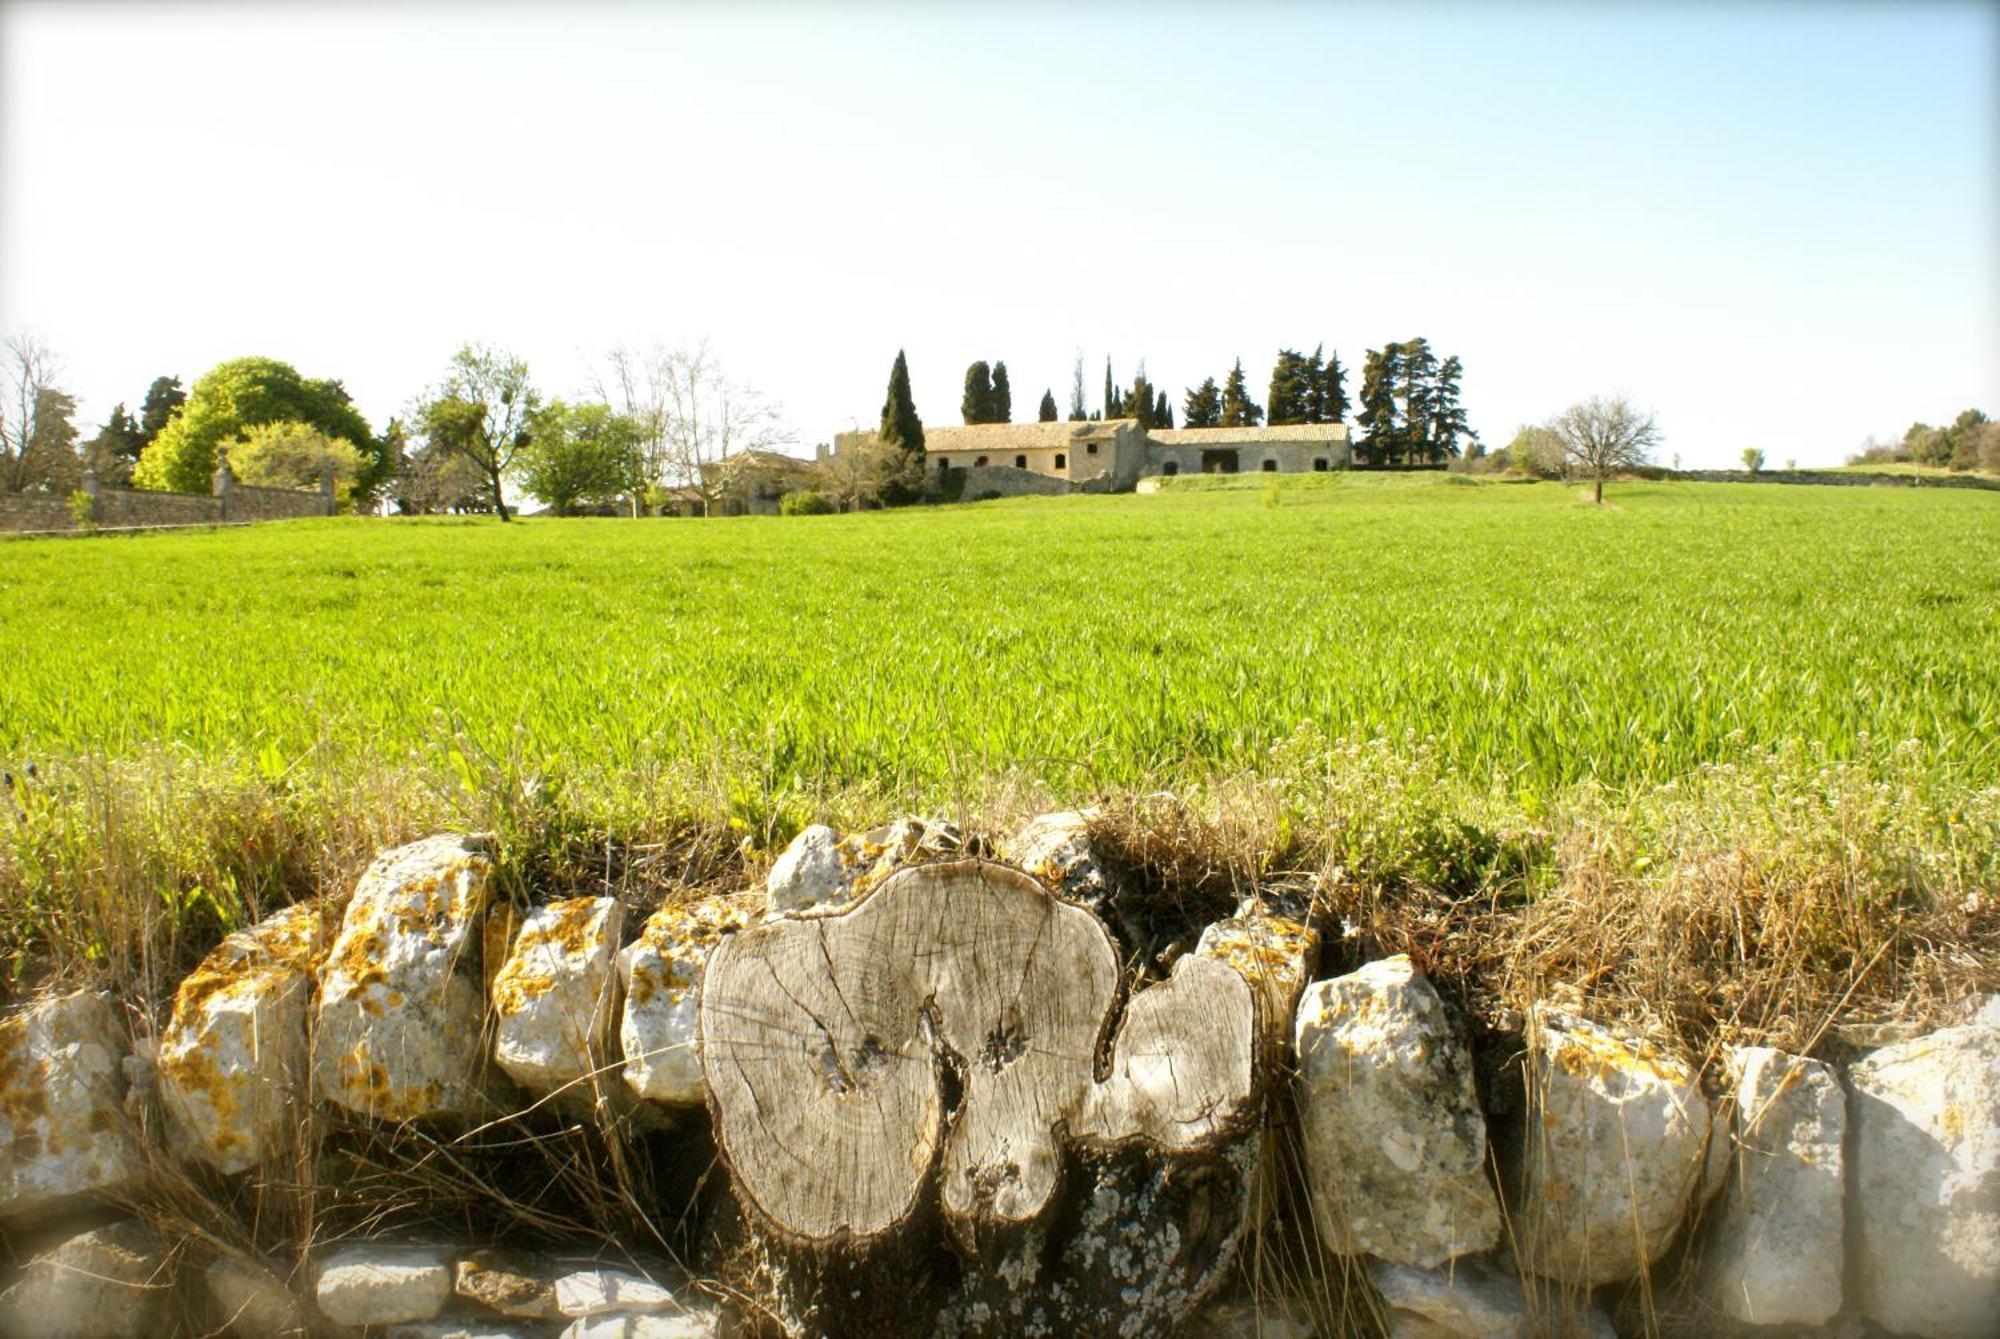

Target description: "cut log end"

left=700, top=858, right=1266, bottom=1331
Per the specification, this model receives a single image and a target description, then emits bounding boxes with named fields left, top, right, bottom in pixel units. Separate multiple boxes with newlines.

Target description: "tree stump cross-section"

left=701, top=860, right=1262, bottom=1332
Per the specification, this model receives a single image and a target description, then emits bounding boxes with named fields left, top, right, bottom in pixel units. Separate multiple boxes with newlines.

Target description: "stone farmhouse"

left=830, top=419, right=1352, bottom=498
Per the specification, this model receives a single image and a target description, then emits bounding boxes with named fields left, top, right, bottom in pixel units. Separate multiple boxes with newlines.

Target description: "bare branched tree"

left=591, top=341, right=783, bottom=515
left=1, top=333, right=70, bottom=493
left=1548, top=394, right=1661, bottom=504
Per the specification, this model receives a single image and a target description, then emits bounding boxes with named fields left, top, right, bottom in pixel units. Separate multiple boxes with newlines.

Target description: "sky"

left=2, top=1, right=1996, bottom=468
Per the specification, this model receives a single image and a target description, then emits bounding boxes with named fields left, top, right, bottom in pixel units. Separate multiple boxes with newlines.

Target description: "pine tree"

left=1266, top=349, right=1309, bottom=425
left=139, top=375, right=187, bottom=445
left=1301, top=346, right=1327, bottom=423
left=1356, top=344, right=1404, bottom=464
left=1322, top=350, right=1349, bottom=424
left=1400, top=338, right=1440, bottom=462
left=1155, top=389, right=1172, bottom=429
left=83, top=403, right=146, bottom=475
left=1220, top=359, right=1263, bottom=427
left=1183, top=378, right=1222, bottom=429
left=1038, top=389, right=1059, bottom=422
left=990, top=362, right=1012, bottom=423
left=961, top=361, right=994, bottom=424
left=1429, top=355, right=1475, bottom=459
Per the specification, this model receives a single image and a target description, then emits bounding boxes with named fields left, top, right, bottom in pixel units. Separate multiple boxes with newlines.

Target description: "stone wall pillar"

left=212, top=461, right=234, bottom=522
left=79, top=469, right=101, bottom=525
left=320, top=475, right=337, bottom=516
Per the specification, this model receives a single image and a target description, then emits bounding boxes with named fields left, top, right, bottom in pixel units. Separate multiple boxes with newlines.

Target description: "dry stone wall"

left=0, top=822, right=1994, bottom=1338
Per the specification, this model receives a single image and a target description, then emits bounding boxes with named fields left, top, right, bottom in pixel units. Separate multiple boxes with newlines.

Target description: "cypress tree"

left=1127, top=368, right=1156, bottom=428
left=1103, top=359, right=1116, bottom=421
left=1220, top=360, right=1263, bottom=427
left=961, top=360, right=994, bottom=425
left=1038, top=389, right=1059, bottom=422
left=1183, top=378, right=1222, bottom=429
left=881, top=349, right=925, bottom=455
left=1155, top=389, right=1172, bottom=429
left=991, top=362, right=1012, bottom=423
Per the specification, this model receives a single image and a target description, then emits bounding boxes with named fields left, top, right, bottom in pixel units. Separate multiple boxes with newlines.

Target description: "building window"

left=1015, top=455, right=1027, bottom=469
left=1087, top=442, right=1099, bottom=454
left=1163, top=461, right=1180, bottom=476
left=1054, top=453, right=1066, bottom=469
left=1313, top=458, right=1329, bottom=472
left=974, top=456, right=988, bottom=467
left=1261, top=459, right=1278, bottom=472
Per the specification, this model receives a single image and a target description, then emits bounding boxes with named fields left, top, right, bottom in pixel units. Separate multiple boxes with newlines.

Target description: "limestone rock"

left=315, top=1244, right=454, bottom=1327
left=553, top=1267, right=686, bottom=1317
left=313, top=834, right=497, bottom=1122
left=763, top=816, right=962, bottom=917
left=1294, top=955, right=1500, bottom=1268
left=0, top=990, right=142, bottom=1219
left=997, top=809, right=1110, bottom=906
left=455, top=1251, right=556, bottom=1318
left=1698, top=1045, right=1844, bottom=1326
left=1503, top=1006, right=1710, bottom=1286
left=159, top=902, right=326, bottom=1173
left=560, top=1313, right=719, bottom=1339
left=205, top=1254, right=309, bottom=1335
left=1849, top=1019, right=2000, bottom=1338
left=0, top=1222, right=167, bottom=1339
left=1369, top=1255, right=1615, bottom=1339
left=618, top=896, right=749, bottom=1106
left=1199, top=907, right=1320, bottom=1060
left=492, top=896, right=624, bottom=1097
left=386, top=1324, right=536, bottom=1339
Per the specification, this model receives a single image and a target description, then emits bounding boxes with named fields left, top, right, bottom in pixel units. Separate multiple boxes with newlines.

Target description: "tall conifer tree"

left=1220, top=360, right=1263, bottom=427
left=882, top=350, right=924, bottom=455
left=1155, top=389, right=1172, bottom=429
left=1356, top=344, right=1404, bottom=464
left=1400, top=338, right=1440, bottom=462
left=1183, top=378, right=1222, bottom=428
left=961, top=361, right=994, bottom=424
left=990, top=362, right=1012, bottom=423
left=1266, top=349, right=1309, bottom=425
left=1103, top=359, right=1116, bottom=421
left=1430, top=355, right=1475, bottom=459
left=1038, top=389, right=1059, bottom=422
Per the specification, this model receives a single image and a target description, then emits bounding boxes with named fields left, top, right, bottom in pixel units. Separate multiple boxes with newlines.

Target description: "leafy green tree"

left=961, top=360, right=994, bottom=424
left=1741, top=447, right=1766, bottom=472
left=1220, top=359, right=1263, bottom=427
left=1183, top=377, right=1222, bottom=428
left=139, top=376, right=186, bottom=444
left=878, top=349, right=926, bottom=504
left=83, top=403, right=146, bottom=481
left=1038, top=389, right=1059, bottom=422
left=991, top=362, right=1012, bottom=423
left=1267, top=349, right=1313, bottom=425
left=226, top=420, right=366, bottom=496
left=516, top=400, right=648, bottom=514
left=413, top=343, right=539, bottom=522
left=133, top=357, right=378, bottom=497
left=1355, top=344, right=1405, bottom=464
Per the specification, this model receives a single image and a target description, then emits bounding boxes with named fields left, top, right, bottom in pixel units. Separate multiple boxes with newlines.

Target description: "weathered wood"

left=700, top=859, right=1266, bottom=1335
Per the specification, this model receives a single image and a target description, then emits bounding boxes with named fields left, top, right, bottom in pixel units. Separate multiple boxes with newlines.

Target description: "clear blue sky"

left=3, top=1, right=1995, bottom=466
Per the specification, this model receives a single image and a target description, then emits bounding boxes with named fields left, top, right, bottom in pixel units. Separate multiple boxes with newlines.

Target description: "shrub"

left=780, top=489, right=835, bottom=516
left=227, top=420, right=365, bottom=500
left=67, top=490, right=96, bottom=530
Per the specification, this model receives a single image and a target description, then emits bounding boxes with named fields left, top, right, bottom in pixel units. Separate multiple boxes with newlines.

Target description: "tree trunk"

left=1594, top=472, right=1604, bottom=505
left=700, top=860, right=1269, bottom=1337
left=490, top=461, right=512, bottom=522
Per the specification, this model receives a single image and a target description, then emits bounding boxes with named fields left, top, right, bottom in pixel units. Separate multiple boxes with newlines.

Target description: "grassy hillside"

left=1, top=476, right=1994, bottom=1047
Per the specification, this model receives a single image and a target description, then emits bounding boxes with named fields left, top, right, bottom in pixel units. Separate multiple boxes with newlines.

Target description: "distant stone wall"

left=0, top=475, right=333, bottom=535
left=955, top=464, right=1083, bottom=499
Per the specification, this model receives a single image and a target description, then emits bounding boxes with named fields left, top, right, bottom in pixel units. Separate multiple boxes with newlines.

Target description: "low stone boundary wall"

left=0, top=470, right=334, bottom=535
left=2, top=817, right=1993, bottom=1338
left=1675, top=468, right=2000, bottom=491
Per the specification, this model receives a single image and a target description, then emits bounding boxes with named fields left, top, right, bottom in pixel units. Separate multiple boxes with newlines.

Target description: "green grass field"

left=4, top=475, right=1996, bottom=795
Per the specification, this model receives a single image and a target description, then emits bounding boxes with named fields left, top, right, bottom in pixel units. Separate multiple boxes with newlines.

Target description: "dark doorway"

left=1201, top=449, right=1239, bottom=474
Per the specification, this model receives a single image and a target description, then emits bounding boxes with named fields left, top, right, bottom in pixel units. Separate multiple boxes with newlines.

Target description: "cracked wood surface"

left=700, top=859, right=1259, bottom=1250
